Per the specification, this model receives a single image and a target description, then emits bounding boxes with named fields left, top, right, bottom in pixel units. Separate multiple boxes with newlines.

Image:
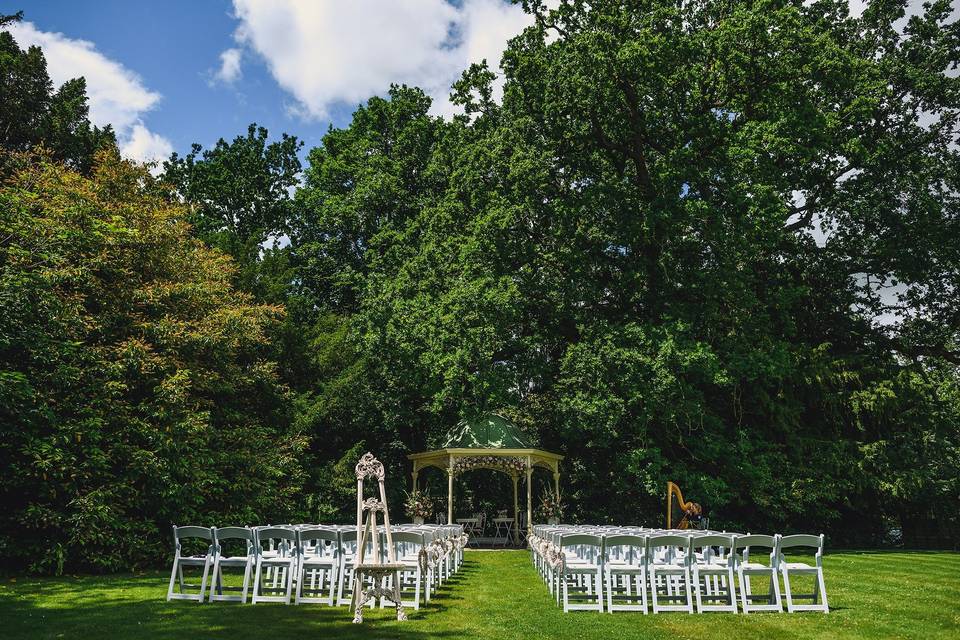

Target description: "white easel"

left=350, top=452, right=407, bottom=623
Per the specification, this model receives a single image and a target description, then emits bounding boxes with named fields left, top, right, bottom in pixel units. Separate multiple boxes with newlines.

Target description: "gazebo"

left=407, top=414, right=563, bottom=542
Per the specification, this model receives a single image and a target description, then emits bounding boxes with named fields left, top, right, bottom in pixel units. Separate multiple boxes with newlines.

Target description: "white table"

left=492, top=517, right=514, bottom=546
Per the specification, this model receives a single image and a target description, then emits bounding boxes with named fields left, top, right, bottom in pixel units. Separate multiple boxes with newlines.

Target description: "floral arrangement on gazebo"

left=537, top=488, right=564, bottom=523
left=453, top=455, right=527, bottom=475
left=404, top=489, right=433, bottom=523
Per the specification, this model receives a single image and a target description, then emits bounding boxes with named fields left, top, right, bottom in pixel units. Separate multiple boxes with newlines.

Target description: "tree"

left=0, top=150, right=305, bottom=573
left=293, top=85, right=446, bottom=313
left=306, top=0, right=959, bottom=542
left=0, top=13, right=116, bottom=174
left=162, top=124, right=302, bottom=301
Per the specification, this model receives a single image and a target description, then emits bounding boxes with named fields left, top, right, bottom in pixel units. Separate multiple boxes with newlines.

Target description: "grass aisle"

left=1, top=549, right=958, bottom=639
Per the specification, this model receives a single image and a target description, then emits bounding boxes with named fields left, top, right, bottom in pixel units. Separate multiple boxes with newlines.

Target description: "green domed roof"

left=443, top=413, right=529, bottom=449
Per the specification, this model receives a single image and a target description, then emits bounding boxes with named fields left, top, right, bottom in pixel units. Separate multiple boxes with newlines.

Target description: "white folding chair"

left=734, top=534, right=783, bottom=613
left=559, top=533, right=604, bottom=612
left=778, top=534, right=829, bottom=613
left=336, top=528, right=378, bottom=606
left=691, top=534, right=737, bottom=613
left=209, top=526, right=255, bottom=603
left=379, top=530, right=427, bottom=610
left=603, top=533, right=648, bottom=613
left=648, top=534, right=694, bottom=613
left=295, top=527, right=339, bottom=605
left=252, top=527, right=296, bottom=604
left=166, top=525, right=214, bottom=602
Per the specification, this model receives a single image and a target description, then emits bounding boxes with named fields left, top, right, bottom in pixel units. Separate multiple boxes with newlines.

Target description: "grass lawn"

left=1, top=549, right=958, bottom=640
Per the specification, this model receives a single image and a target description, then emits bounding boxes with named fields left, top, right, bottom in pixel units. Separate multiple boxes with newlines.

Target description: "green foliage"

left=162, top=124, right=302, bottom=301
left=0, top=17, right=117, bottom=174
left=2, top=1, right=959, bottom=575
left=289, top=0, right=959, bottom=546
left=0, top=151, right=305, bottom=573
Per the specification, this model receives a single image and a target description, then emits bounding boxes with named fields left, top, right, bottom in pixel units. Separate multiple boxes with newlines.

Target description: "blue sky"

left=3, top=0, right=532, bottom=162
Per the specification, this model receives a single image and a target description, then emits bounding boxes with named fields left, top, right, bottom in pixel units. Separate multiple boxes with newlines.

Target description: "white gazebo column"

left=525, top=456, right=533, bottom=536
left=511, top=472, right=519, bottom=545
left=553, top=469, right=560, bottom=501
left=411, top=463, right=419, bottom=492
left=447, top=455, right=454, bottom=525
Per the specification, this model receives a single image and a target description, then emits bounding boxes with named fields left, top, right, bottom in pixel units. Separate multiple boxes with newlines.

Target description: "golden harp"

left=666, top=481, right=701, bottom=529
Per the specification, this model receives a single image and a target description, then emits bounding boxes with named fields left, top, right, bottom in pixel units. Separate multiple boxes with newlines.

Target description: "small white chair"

left=691, top=534, right=737, bottom=613
left=166, top=525, right=214, bottom=602
left=778, top=534, right=829, bottom=613
left=647, top=534, right=694, bottom=613
left=208, top=526, right=255, bottom=603
left=734, top=534, right=783, bottom=613
left=252, top=527, right=296, bottom=604
left=559, top=533, right=605, bottom=612
left=380, top=530, right=427, bottom=610
left=295, top=527, right=339, bottom=605
left=603, top=534, right=648, bottom=613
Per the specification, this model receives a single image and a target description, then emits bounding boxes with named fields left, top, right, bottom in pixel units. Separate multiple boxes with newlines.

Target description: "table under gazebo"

left=407, top=414, right=563, bottom=544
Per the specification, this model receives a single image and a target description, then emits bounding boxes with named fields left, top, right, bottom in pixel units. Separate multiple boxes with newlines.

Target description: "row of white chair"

left=166, top=523, right=466, bottom=609
left=529, top=525, right=828, bottom=614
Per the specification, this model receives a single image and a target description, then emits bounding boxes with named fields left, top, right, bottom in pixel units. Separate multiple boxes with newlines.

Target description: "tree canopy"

left=0, top=12, right=116, bottom=175
left=1, top=0, right=958, bottom=573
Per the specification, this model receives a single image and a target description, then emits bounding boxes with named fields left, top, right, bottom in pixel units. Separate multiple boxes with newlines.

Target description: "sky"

left=1, top=0, right=949, bottom=166
left=2, top=0, right=534, bottom=163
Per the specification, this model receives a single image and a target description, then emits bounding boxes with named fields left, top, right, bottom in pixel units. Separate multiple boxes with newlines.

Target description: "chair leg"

left=198, top=557, right=212, bottom=604
left=605, top=570, right=614, bottom=613
left=327, top=564, right=337, bottom=605
left=562, top=572, right=569, bottom=613
left=640, top=570, right=648, bottom=613
left=284, top=563, right=294, bottom=604
left=817, top=568, right=829, bottom=613
left=167, top=558, right=179, bottom=601
left=596, top=568, right=604, bottom=612
left=208, top=557, right=221, bottom=602
left=727, top=568, right=737, bottom=612
left=650, top=569, right=659, bottom=613
left=241, top=560, right=252, bottom=603
left=782, top=568, right=794, bottom=613
left=295, top=563, right=304, bottom=605
left=738, top=569, right=749, bottom=614
left=771, top=569, right=783, bottom=612
left=694, top=568, right=703, bottom=612
left=252, top=558, right=262, bottom=603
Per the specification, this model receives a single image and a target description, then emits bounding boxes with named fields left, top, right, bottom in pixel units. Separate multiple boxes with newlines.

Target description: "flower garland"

left=452, top=455, right=527, bottom=475
left=528, top=534, right=565, bottom=570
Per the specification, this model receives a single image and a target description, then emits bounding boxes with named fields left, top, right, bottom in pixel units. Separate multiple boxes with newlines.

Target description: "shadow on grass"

left=0, top=572, right=468, bottom=640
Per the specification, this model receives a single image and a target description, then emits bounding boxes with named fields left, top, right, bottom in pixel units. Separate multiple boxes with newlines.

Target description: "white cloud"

left=120, top=122, right=174, bottom=164
left=213, top=47, right=243, bottom=84
left=6, top=21, right=173, bottom=163
left=226, top=0, right=533, bottom=120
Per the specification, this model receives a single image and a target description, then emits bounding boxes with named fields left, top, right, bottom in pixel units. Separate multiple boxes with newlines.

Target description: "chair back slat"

left=559, top=533, right=603, bottom=548
left=734, top=534, right=777, bottom=551
left=298, top=527, right=339, bottom=544
left=391, top=531, right=425, bottom=545
left=690, top=534, right=734, bottom=549
left=779, top=534, right=822, bottom=550
left=257, top=526, right=296, bottom=541
left=214, top=526, right=252, bottom=541
left=174, top=525, right=212, bottom=541
left=647, top=534, right=691, bottom=548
